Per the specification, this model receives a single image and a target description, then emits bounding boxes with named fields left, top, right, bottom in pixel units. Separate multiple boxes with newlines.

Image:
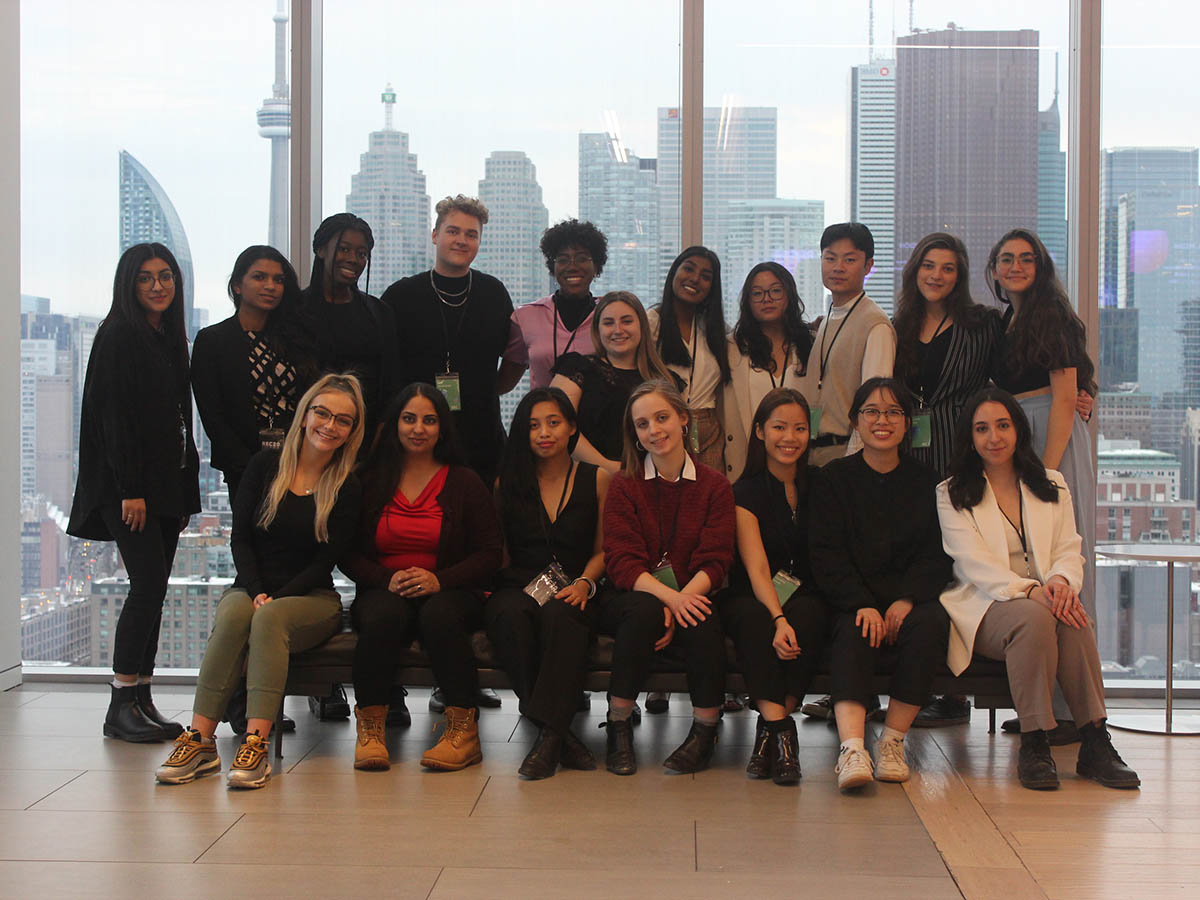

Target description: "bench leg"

left=989, top=708, right=996, bottom=734
left=274, top=707, right=284, bottom=760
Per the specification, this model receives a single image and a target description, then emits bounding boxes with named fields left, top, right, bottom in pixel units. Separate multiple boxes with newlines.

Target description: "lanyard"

left=654, top=472, right=685, bottom=565
left=768, top=344, right=792, bottom=390
left=432, top=270, right=471, bottom=374
left=918, top=314, right=951, bottom=406
left=552, top=297, right=587, bottom=365
left=538, top=459, right=575, bottom=561
left=817, top=292, right=865, bottom=391
left=998, top=494, right=1032, bottom=578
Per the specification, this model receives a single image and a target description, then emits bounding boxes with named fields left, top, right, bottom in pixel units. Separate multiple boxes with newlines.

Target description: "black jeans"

left=828, top=601, right=950, bottom=708
left=597, top=590, right=726, bottom=709
left=484, top=587, right=598, bottom=735
left=98, top=506, right=181, bottom=676
left=351, top=586, right=484, bottom=709
left=719, top=589, right=829, bottom=706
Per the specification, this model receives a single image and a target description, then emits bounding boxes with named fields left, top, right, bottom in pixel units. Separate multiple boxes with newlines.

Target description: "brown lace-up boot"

left=420, top=706, right=483, bottom=770
left=354, top=705, right=390, bottom=771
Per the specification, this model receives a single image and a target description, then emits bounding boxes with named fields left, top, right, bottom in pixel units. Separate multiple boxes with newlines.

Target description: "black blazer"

left=67, top=316, right=201, bottom=540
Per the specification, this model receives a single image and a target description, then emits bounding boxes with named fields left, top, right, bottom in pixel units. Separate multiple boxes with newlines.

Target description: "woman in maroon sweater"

left=601, top=380, right=735, bottom=775
left=341, top=383, right=502, bottom=773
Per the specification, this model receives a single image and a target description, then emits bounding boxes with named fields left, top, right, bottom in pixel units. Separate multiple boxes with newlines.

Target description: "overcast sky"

left=19, top=0, right=1200, bottom=321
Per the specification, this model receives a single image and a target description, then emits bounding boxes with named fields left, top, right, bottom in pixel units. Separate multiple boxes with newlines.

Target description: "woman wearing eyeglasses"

left=341, top=383, right=503, bottom=772
left=68, top=243, right=201, bottom=744
left=810, top=377, right=952, bottom=791
left=155, top=374, right=365, bottom=789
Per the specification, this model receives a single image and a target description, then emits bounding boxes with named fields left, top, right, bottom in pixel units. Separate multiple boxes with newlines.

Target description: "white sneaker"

left=835, top=745, right=874, bottom=790
left=875, top=736, right=910, bottom=782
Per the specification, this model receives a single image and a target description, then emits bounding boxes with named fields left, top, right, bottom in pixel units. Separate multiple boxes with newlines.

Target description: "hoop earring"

left=681, top=424, right=689, bottom=436
left=636, top=441, right=646, bottom=451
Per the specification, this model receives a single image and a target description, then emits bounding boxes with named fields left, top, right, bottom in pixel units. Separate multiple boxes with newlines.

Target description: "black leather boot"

left=1018, top=729, right=1059, bottom=790
left=1076, top=721, right=1140, bottom=789
left=745, top=716, right=772, bottom=778
left=387, top=685, right=411, bottom=727
left=559, top=728, right=597, bottom=771
left=103, top=684, right=167, bottom=742
left=663, top=720, right=718, bottom=773
left=134, top=683, right=183, bottom=739
left=770, top=718, right=801, bottom=785
left=602, top=718, right=637, bottom=775
left=519, top=727, right=562, bottom=780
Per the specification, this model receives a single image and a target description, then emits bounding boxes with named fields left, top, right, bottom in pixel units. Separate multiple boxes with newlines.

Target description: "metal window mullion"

left=680, top=0, right=703, bottom=248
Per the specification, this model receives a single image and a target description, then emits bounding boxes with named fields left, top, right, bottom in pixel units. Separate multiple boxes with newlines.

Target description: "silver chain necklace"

left=430, top=269, right=472, bottom=308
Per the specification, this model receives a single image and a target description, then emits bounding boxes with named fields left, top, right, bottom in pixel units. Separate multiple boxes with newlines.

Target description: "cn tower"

left=257, top=0, right=290, bottom=250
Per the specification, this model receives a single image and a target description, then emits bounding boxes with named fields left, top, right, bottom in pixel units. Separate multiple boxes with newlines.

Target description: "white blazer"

left=936, top=470, right=1084, bottom=675
left=721, top=337, right=805, bottom=482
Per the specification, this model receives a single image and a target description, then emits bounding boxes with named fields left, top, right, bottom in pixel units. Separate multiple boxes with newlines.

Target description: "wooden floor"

left=0, top=685, right=1194, bottom=899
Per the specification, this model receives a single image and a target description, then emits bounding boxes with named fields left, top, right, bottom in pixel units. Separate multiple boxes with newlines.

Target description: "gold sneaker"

left=227, top=732, right=271, bottom=789
left=155, top=729, right=220, bottom=784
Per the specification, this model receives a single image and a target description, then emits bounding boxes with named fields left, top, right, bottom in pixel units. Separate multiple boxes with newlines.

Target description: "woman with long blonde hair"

left=155, top=373, right=365, bottom=790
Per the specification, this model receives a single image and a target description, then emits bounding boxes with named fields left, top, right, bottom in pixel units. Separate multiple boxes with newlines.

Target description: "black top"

left=231, top=449, right=362, bottom=599
left=907, top=325, right=954, bottom=407
left=809, top=452, right=951, bottom=614
left=67, top=317, right=201, bottom=540
left=991, top=306, right=1054, bottom=394
left=499, top=463, right=599, bottom=589
left=730, top=468, right=814, bottom=591
left=554, top=291, right=595, bottom=331
left=382, top=269, right=514, bottom=485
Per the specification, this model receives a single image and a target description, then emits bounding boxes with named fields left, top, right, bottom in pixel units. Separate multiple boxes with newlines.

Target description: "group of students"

left=66, top=196, right=1138, bottom=795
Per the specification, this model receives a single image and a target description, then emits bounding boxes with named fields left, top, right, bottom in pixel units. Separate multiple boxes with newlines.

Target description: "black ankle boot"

left=602, top=718, right=636, bottom=775
left=746, top=716, right=772, bottom=778
left=104, top=684, right=167, bottom=742
left=134, top=683, right=183, bottom=738
left=1077, top=721, right=1140, bottom=789
left=663, top=720, right=718, bottom=773
left=519, top=727, right=563, bottom=780
left=770, top=718, right=801, bottom=785
left=1018, top=729, right=1059, bottom=790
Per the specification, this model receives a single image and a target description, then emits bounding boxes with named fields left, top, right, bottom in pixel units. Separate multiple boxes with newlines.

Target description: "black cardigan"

left=67, top=316, right=201, bottom=540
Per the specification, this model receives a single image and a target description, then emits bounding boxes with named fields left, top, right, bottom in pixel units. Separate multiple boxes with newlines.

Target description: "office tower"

left=1038, top=91, right=1068, bottom=273
left=896, top=27, right=1039, bottom=304
left=657, top=106, right=777, bottom=283
left=119, top=150, right=196, bottom=334
left=476, top=151, right=549, bottom=306
left=723, top=199, right=825, bottom=322
left=578, top=132, right=660, bottom=302
left=1099, top=307, right=1139, bottom=388
left=257, top=0, right=290, bottom=251
left=346, top=85, right=431, bottom=293
left=849, top=59, right=897, bottom=313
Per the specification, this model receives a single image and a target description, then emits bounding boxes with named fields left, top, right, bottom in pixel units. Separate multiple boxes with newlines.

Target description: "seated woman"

left=810, top=377, right=952, bottom=791
left=342, top=383, right=502, bottom=772
left=718, top=388, right=827, bottom=785
left=600, top=380, right=734, bottom=775
left=486, top=387, right=610, bottom=779
left=155, top=373, right=365, bottom=789
left=938, top=387, right=1139, bottom=790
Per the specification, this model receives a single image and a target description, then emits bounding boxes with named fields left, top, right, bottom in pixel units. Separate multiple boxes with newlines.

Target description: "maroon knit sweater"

left=603, top=461, right=735, bottom=592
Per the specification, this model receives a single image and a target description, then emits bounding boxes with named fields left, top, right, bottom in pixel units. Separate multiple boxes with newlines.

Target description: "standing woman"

left=724, top=262, right=814, bottom=481
left=649, top=246, right=733, bottom=473
left=191, top=246, right=317, bottom=504
left=486, top=388, right=610, bottom=779
left=499, top=219, right=607, bottom=392
left=550, top=291, right=680, bottom=473
left=599, top=380, right=735, bottom=775
left=342, top=384, right=502, bottom=772
left=718, top=388, right=828, bottom=784
left=155, top=374, right=365, bottom=789
left=68, top=243, right=200, bottom=742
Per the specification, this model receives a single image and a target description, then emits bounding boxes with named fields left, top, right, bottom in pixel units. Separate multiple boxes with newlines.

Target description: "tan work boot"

left=420, top=706, right=483, bottom=770
left=354, top=704, right=390, bottom=771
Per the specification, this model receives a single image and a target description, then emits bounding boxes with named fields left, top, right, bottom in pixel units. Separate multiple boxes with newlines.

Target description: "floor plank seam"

left=191, top=812, right=245, bottom=864
left=424, top=866, right=444, bottom=899
left=693, top=819, right=698, bottom=872
left=23, top=769, right=88, bottom=810
left=468, top=776, right=489, bottom=816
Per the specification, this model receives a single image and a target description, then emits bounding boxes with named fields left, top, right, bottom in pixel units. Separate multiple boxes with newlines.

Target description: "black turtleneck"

left=554, top=290, right=595, bottom=332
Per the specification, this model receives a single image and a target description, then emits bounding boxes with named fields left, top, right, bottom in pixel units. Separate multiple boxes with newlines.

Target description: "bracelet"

left=573, top=576, right=597, bottom=599
left=772, top=614, right=786, bottom=623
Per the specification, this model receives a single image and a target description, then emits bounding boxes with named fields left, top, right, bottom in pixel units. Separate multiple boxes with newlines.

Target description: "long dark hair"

left=732, top=262, right=812, bottom=375
left=848, top=376, right=915, bottom=455
left=656, top=246, right=732, bottom=385
left=946, top=387, right=1061, bottom=511
left=986, top=228, right=1096, bottom=394
left=310, top=213, right=375, bottom=296
left=106, top=242, right=189, bottom=382
left=893, top=232, right=989, bottom=380
left=740, top=387, right=811, bottom=495
left=359, top=382, right=463, bottom=518
left=498, top=387, right=579, bottom=524
left=227, top=245, right=318, bottom=382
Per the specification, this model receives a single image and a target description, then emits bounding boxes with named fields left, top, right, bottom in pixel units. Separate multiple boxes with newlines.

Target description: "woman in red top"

left=600, top=380, right=735, bottom=775
left=342, top=383, right=502, bottom=772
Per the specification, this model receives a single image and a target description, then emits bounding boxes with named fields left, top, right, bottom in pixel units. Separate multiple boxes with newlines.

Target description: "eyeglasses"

left=858, top=407, right=905, bottom=423
left=749, top=285, right=786, bottom=303
left=996, top=253, right=1037, bottom=269
left=136, top=271, right=174, bottom=287
left=554, top=253, right=593, bottom=267
left=308, top=404, right=357, bottom=431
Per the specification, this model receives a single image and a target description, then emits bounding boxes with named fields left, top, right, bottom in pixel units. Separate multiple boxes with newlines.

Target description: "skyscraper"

left=119, top=150, right=195, bottom=333
left=256, top=0, right=290, bottom=251
left=346, top=85, right=431, bottom=293
left=723, top=199, right=825, bottom=322
left=578, top=132, right=660, bottom=302
left=849, top=59, right=897, bottom=313
left=895, top=27, right=1039, bottom=303
left=476, top=151, right=549, bottom=306
left=1037, top=63, right=1067, bottom=273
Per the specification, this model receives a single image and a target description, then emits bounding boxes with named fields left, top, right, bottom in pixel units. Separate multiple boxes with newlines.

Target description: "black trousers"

left=719, top=589, right=829, bottom=706
left=484, top=587, right=598, bottom=735
left=596, top=590, right=725, bottom=709
left=351, top=586, right=484, bottom=709
left=99, top=506, right=181, bottom=676
left=828, top=601, right=950, bottom=708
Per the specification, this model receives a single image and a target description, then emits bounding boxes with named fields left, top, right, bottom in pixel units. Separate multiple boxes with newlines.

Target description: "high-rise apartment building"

left=346, top=86, right=431, bottom=293
left=896, top=27, right=1039, bottom=304
left=723, top=199, right=825, bottom=322
left=849, top=59, right=897, bottom=313
left=476, top=151, right=549, bottom=307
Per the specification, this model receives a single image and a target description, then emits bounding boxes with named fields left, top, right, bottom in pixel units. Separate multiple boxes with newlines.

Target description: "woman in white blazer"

left=937, top=387, right=1138, bottom=791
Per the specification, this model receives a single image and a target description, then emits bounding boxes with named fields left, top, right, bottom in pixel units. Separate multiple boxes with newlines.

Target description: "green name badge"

left=435, top=372, right=462, bottom=412
left=911, top=411, right=932, bottom=449
left=653, top=561, right=680, bottom=591
left=809, top=405, right=823, bottom=436
left=772, top=570, right=802, bottom=607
